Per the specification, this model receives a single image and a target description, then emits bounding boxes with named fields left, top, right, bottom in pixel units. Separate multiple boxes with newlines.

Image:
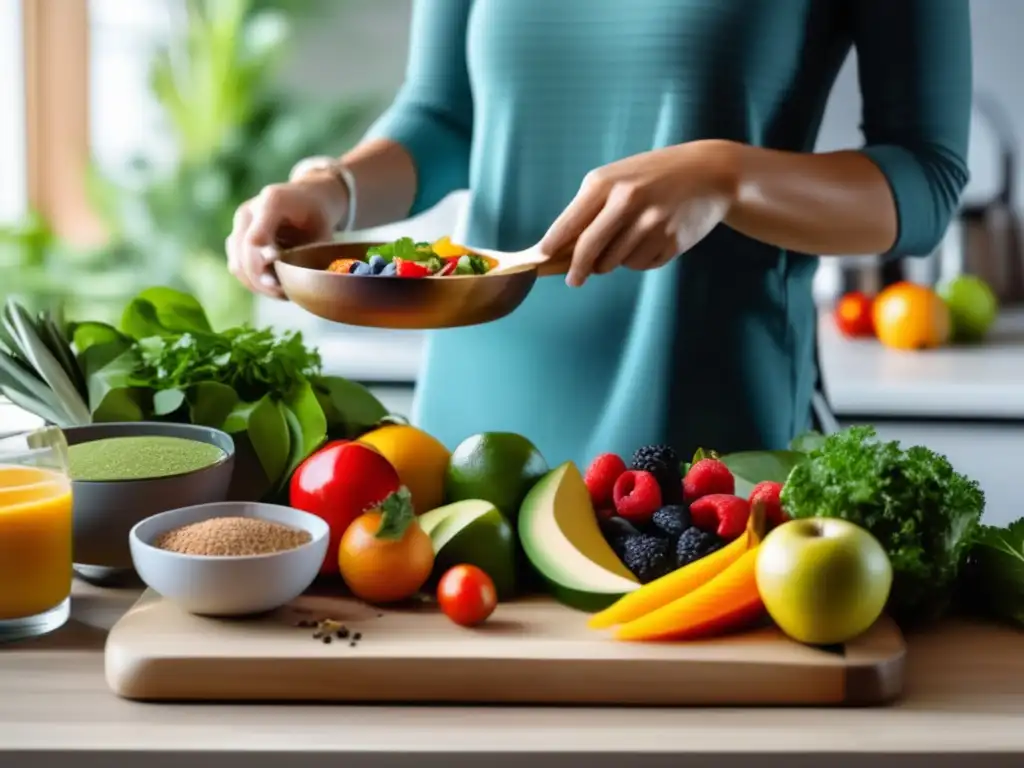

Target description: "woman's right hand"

left=226, top=173, right=349, bottom=298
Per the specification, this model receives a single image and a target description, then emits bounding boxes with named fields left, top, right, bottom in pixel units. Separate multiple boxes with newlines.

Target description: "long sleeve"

left=851, top=0, right=972, bottom=257
left=362, top=0, right=475, bottom=216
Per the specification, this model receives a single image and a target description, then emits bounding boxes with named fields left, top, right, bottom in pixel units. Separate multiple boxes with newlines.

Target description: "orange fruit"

left=872, top=282, right=950, bottom=350
left=358, top=425, right=450, bottom=516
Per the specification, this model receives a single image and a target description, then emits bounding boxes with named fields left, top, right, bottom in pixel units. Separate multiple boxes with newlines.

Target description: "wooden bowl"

left=275, top=241, right=538, bottom=330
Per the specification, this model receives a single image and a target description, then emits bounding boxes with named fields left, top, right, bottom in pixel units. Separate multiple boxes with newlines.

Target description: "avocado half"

left=517, top=461, right=639, bottom=612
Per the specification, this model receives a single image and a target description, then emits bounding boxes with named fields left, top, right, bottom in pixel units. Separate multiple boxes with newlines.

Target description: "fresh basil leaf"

left=391, top=237, right=421, bottom=262
left=280, top=380, right=328, bottom=484
left=153, top=388, right=186, bottom=416
left=365, top=242, right=395, bottom=261
left=315, top=376, right=387, bottom=437
left=188, top=381, right=239, bottom=429
left=88, top=350, right=145, bottom=422
left=721, top=450, right=806, bottom=498
left=224, top=395, right=290, bottom=486
left=121, top=286, right=212, bottom=339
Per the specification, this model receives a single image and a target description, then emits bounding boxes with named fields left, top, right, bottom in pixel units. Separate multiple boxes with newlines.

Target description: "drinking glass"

left=0, top=426, right=73, bottom=642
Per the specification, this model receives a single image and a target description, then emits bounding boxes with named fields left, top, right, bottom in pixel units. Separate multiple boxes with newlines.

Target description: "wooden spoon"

left=470, top=242, right=574, bottom=277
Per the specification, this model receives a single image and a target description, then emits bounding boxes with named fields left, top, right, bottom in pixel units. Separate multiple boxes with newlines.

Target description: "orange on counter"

left=358, top=424, right=450, bottom=516
left=0, top=466, right=73, bottom=620
left=872, top=281, right=950, bottom=351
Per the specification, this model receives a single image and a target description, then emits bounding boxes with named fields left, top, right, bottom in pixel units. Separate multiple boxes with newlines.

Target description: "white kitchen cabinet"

left=837, top=419, right=1021, bottom=528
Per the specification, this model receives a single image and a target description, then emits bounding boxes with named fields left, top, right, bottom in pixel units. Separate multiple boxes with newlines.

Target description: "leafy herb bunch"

left=0, top=287, right=389, bottom=498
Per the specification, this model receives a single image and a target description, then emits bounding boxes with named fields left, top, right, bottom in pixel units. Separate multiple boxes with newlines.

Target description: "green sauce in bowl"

left=68, top=435, right=227, bottom=482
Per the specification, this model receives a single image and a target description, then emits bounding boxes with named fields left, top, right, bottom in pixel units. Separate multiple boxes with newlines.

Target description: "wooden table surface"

left=0, top=580, right=1022, bottom=768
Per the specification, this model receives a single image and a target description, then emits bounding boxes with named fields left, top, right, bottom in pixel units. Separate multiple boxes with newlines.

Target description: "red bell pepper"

left=395, top=258, right=431, bottom=278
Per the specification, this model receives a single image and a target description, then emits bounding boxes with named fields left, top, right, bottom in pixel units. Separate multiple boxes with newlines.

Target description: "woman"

left=227, top=0, right=971, bottom=468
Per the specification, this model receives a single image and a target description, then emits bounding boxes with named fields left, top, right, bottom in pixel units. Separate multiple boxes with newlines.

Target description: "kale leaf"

left=779, top=425, right=985, bottom=627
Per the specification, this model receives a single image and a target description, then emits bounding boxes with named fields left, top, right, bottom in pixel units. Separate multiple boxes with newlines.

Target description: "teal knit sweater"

left=365, top=0, right=971, bottom=467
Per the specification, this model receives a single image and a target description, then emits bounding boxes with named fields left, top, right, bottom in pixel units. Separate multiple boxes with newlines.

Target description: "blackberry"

left=675, top=526, right=724, bottom=569
left=621, top=534, right=673, bottom=584
left=650, top=505, right=691, bottom=540
left=599, top=516, right=642, bottom=558
left=631, top=444, right=683, bottom=504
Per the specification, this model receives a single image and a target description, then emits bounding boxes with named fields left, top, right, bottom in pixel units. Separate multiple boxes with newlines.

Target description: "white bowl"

left=128, top=501, right=329, bottom=616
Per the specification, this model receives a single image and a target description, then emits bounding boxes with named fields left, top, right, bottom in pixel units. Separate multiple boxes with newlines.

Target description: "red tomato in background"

left=834, top=291, right=876, bottom=338
left=437, top=565, right=497, bottom=627
left=289, top=440, right=400, bottom=574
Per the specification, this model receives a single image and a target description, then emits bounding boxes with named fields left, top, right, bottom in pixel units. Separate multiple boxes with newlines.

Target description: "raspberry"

left=689, top=494, right=750, bottom=539
left=683, top=458, right=735, bottom=502
left=612, top=470, right=662, bottom=524
left=630, top=444, right=683, bottom=504
left=748, top=481, right=788, bottom=528
left=584, top=453, right=627, bottom=508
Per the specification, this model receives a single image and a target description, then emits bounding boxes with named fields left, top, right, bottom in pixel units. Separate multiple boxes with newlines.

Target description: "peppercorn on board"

left=105, top=590, right=906, bottom=705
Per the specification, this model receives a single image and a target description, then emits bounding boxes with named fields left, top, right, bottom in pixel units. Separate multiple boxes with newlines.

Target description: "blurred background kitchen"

left=1, top=0, right=1023, bottom=524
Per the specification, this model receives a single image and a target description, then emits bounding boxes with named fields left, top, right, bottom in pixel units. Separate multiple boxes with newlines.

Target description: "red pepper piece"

left=395, top=258, right=430, bottom=278
left=437, top=258, right=459, bottom=277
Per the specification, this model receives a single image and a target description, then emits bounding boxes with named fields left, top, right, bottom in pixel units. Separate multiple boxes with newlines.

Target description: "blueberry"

left=380, top=262, right=397, bottom=276
left=368, top=255, right=387, bottom=274
left=351, top=261, right=373, bottom=276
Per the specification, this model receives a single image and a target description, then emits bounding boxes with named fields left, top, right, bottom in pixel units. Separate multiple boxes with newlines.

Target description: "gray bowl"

left=64, top=422, right=235, bottom=581
left=129, top=501, right=329, bottom=616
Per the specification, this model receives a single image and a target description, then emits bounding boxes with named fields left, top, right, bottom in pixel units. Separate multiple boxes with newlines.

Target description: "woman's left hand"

left=541, top=140, right=739, bottom=287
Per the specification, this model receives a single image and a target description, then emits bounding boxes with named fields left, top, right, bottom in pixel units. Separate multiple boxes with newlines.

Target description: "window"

left=0, top=0, right=26, bottom=225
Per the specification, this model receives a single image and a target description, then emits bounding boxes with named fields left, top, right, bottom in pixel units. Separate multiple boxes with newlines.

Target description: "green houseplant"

left=2, top=0, right=380, bottom=329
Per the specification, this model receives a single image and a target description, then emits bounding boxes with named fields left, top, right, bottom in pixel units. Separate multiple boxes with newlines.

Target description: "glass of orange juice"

left=0, top=426, right=73, bottom=642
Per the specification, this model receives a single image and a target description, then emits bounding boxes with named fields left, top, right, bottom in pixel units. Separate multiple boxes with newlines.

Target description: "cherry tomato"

left=834, top=291, right=876, bottom=338
left=437, top=565, right=497, bottom=627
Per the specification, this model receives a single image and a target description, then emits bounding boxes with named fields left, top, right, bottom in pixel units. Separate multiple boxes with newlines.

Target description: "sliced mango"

left=589, top=501, right=767, bottom=629
left=613, top=545, right=764, bottom=642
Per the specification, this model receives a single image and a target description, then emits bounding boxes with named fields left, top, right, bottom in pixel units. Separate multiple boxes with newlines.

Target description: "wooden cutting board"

left=104, top=589, right=906, bottom=706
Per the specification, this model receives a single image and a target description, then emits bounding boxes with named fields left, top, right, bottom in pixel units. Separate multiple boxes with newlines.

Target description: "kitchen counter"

left=0, top=581, right=1022, bottom=768
left=818, top=308, right=1024, bottom=419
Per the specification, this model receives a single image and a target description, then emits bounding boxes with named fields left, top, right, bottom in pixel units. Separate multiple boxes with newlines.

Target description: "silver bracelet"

left=330, top=162, right=358, bottom=233
left=288, top=156, right=358, bottom=233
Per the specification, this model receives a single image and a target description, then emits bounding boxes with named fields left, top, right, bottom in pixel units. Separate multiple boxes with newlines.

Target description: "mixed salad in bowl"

left=326, top=237, right=497, bottom=279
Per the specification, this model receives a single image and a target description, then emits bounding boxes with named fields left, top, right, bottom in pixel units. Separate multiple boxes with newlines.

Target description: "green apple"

left=939, top=275, right=998, bottom=343
left=418, top=499, right=517, bottom=599
left=755, top=518, right=892, bottom=645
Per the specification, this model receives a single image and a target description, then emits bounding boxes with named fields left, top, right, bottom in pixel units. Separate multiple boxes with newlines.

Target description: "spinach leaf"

left=223, top=395, right=290, bottom=486
left=721, top=450, right=806, bottom=498
left=188, top=381, right=239, bottom=429
left=966, top=517, right=1024, bottom=628
left=121, top=286, right=213, bottom=339
left=71, top=321, right=127, bottom=354
left=89, top=350, right=146, bottom=422
left=280, top=380, right=328, bottom=485
left=315, top=376, right=388, bottom=437
left=153, top=388, right=186, bottom=417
